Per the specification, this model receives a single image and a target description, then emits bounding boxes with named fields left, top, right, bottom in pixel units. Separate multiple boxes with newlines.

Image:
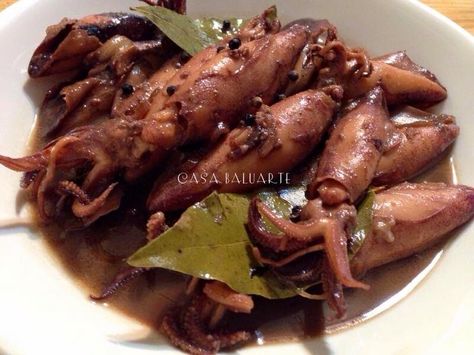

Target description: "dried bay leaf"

left=134, top=6, right=211, bottom=55
left=128, top=192, right=298, bottom=299
left=195, top=18, right=244, bottom=43
left=349, top=190, right=375, bottom=258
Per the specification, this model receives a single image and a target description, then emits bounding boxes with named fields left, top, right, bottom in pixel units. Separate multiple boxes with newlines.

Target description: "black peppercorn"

left=121, top=83, right=134, bottom=97
left=228, top=37, right=241, bottom=50
left=250, top=266, right=267, bottom=278
left=288, top=70, right=299, bottom=81
left=290, top=205, right=302, bottom=221
left=221, top=19, right=231, bottom=32
left=244, top=113, right=256, bottom=126
left=166, top=85, right=177, bottom=96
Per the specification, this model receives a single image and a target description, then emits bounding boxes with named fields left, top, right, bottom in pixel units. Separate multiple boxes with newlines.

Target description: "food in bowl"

left=0, top=0, right=472, bottom=353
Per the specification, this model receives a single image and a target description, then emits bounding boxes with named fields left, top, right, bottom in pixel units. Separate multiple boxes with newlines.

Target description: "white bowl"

left=0, top=0, right=473, bottom=354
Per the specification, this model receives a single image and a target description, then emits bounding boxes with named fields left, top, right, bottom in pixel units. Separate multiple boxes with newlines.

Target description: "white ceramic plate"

left=0, top=0, right=473, bottom=354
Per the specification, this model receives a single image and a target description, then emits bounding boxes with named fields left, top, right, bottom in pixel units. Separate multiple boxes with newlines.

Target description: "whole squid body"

left=373, top=106, right=459, bottom=185
left=314, top=46, right=447, bottom=107
left=348, top=52, right=447, bottom=106
left=28, top=12, right=167, bottom=77
left=147, top=88, right=339, bottom=212
left=0, top=25, right=311, bottom=223
left=307, top=86, right=390, bottom=205
left=350, top=182, right=474, bottom=276
left=140, top=24, right=309, bottom=147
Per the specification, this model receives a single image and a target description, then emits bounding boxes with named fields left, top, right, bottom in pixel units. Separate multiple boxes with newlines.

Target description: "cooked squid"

left=28, top=12, right=165, bottom=77
left=247, top=181, right=474, bottom=317
left=314, top=46, right=447, bottom=107
left=344, top=51, right=447, bottom=106
left=39, top=6, right=282, bottom=138
left=142, top=6, right=282, bottom=121
left=374, top=106, right=459, bottom=185
left=147, top=88, right=339, bottom=212
left=161, top=293, right=252, bottom=354
left=307, top=86, right=389, bottom=205
left=39, top=36, right=166, bottom=138
left=351, top=182, right=474, bottom=275
left=111, top=55, right=181, bottom=121
left=1, top=2, right=473, bottom=354
left=0, top=25, right=309, bottom=223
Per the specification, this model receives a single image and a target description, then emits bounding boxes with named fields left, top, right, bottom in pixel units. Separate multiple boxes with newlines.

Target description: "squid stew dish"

left=1, top=1, right=473, bottom=354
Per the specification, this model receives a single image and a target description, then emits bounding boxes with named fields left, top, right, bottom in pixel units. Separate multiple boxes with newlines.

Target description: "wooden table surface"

left=0, top=0, right=472, bottom=34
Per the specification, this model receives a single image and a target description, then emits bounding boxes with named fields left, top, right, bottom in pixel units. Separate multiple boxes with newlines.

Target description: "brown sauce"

left=28, top=128, right=457, bottom=347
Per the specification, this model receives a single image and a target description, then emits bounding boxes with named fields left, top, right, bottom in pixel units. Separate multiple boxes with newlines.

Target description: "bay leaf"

left=134, top=5, right=278, bottom=56
left=258, top=185, right=307, bottom=233
left=277, top=184, right=307, bottom=209
left=193, top=5, right=277, bottom=43
left=128, top=192, right=298, bottom=299
left=194, top=18, right=245, bottom=43
left=133, top=5, right=212, bottom=55
left=349, top=190, right=375, bottom=258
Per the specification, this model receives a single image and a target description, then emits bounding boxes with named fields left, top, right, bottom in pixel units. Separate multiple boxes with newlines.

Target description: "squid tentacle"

left=248, top=197, right=368, bottom=290
left=161, top=294, right=252, bottom=355
left=58, top=180, right=91, bottom=204
left=321, top=256, right=346, bottom=318
left=0, top=152, right=50, bottom=172
left=180, top=296, right=221, bottom=352
left=90, top=266, right=148, bottom=301
left=161, top=310, right=213, bottom=355
left=70, top=182, right=119, bottom=218
left=251, top=244, right=325, bottom=268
